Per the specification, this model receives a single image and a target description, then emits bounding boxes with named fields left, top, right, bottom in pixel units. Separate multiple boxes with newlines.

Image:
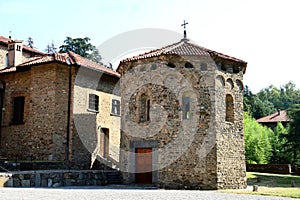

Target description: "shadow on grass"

left=247, top=172, right=300, bottom=187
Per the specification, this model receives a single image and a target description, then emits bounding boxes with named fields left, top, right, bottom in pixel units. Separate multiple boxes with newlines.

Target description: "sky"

left=1, top=0, right=300, bottom=93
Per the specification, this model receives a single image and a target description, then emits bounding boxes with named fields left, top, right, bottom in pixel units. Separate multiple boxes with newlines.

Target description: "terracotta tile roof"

left=1, top=51, right=119, bottom=77
left=0, top=36, right=44, bottom=55
left=256, top=110, right=290, bottom=123
left=120, top=39, right=247, bottom=65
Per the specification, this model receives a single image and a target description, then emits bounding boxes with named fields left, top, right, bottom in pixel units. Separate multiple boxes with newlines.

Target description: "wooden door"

left=135, top=148, right=152, bottom=184
left=100, top=128, right=109, bottom=158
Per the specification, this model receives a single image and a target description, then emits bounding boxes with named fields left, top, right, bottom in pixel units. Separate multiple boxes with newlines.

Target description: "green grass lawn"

left=223, top=172, right=300, bottom=198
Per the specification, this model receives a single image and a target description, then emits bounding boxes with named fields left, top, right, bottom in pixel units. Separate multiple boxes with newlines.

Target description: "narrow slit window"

left=226, top=94, right=234, bottom=122
left=183, top=96, right=190, bottom=120
left=140, top=94, right=150, bottom=122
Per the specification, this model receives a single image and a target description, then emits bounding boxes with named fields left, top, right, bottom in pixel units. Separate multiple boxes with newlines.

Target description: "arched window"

left=139, top=93, right=150, bottom=122
left=225, top=94, right=234, bottom=122
left=182, top=96, right=190, bottom=120
left=185, top=62, right=194, bottom=68
left=167, top=62, right=176, bottom=68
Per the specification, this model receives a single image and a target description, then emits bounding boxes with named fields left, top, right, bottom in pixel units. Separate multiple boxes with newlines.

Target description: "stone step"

left=105, top=170, right=122, bottom=184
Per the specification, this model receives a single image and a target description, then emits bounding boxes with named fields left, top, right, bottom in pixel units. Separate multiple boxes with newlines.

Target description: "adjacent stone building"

left=117, top=36, right=247, bottom=189
left=0, top=37, right=120, bottom=170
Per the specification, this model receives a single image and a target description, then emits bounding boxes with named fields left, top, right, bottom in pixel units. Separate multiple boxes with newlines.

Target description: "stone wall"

left=247, top=164, right=291, bottom=174
left=0, top=63, right=70, bottom=161
left=0, top=170, right=120, bottom=187
left=215, top=69, right=247, bottom=189
left=120, top=55, right=220, bottom=189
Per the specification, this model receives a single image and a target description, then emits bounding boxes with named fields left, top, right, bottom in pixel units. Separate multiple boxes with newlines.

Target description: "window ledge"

left=110, top=113, right=120, bottom=117
left=9, top=122, right=25, bottom=126
left=87, top=109, right=99, bottom=113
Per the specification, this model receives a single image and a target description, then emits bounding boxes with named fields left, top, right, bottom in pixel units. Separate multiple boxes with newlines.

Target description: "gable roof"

left=0, top=36, right=44, bottom=55
left=118, top=39, right=247, bottom=73
left=0, top=51, right=119, bottom=77
left=256, top=110, right=290, bottom=123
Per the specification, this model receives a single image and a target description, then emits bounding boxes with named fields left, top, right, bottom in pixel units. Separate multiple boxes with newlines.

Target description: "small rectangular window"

left=16, top=45, right=21, bottom=51
left=88, top=94, right=99, bottom=112
left=12, top=96, right=25, bottom=124
left=111, top=99, right=120, bottom=116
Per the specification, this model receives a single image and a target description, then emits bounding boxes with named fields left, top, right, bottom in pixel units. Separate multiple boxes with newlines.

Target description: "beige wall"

left=73, top=68, right=120, bottom=167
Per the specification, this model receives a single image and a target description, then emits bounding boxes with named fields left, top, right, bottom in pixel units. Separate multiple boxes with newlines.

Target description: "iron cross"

left=181, top=20, right=188, bottom=30
left=181, top=20, right=188, bottom=39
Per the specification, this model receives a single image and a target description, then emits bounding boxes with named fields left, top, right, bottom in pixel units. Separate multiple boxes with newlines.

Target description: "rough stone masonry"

left=117, top=39, right=247, bottom=189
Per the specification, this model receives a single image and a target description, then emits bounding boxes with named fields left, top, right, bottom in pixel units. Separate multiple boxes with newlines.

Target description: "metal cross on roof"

left=181, top=20, right=188, bottom=39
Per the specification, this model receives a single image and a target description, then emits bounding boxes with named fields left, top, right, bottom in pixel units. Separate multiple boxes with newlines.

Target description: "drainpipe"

left=66, top=61, right=72, bottom=168
left=0, top=82, right=5, bottom=146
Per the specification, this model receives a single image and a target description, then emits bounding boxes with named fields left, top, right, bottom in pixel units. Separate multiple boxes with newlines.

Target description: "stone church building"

left=117, top=35, right=247, bottom=189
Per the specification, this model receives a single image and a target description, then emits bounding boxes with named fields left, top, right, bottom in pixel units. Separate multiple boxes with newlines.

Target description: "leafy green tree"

left=286, top=104, right=300, bottom=169
left=59, top=37, right=102, bottom=64
left=244, top=86, right=276, bottom=119
left=269, top=122, right=291, bottom=164
left=244, top=113, right=273, bottom=164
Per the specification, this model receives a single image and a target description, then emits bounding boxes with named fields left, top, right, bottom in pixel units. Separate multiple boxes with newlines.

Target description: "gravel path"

left=0, top=186, right=296, bottom=200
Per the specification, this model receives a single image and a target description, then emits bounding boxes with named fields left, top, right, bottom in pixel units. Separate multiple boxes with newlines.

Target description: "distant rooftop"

left=256, top=110, right=290, bottom=123
left=0, top=36, right=44, bottom=55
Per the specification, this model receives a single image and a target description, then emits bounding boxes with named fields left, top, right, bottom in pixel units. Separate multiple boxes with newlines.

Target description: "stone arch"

left=184, top=62, right=194, bottom=69
left=216, top=75, right=225, bottom=88
left=151, top=74, right=163, bottom=85
left=178, top=88, right=199, bottom=121
left=167, top=62, right=176, bottom=68
left=226, top=78, right=234, bottom=90
left=225, top=94, right=234, bottom=123
left=163, top=73, right=180, bottom=90
left=138, top=75, right=149, bottom=86
left=236, top=79, right=244, bottom=91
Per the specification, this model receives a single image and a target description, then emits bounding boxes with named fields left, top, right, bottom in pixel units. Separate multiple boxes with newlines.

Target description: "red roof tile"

left=2, top=51, right=119, bottom=77
left=120, top=39, right=247, bottom=65
left=0, top=36, right=44, bottom=55
left=256, top=110, right=290, bottom=123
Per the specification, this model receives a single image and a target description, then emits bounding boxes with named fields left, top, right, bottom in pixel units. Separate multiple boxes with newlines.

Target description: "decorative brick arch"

left=226, top=78, right=234, bottom=90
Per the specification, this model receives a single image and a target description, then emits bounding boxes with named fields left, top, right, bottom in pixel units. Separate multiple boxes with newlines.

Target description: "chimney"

left=278, top=109, right=281, bottom=115
left=7, top=39, right=23, bottom=67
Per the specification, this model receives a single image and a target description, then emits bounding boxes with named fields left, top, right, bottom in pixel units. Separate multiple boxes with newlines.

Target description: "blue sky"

left=1, top=0, right=300, bottom=93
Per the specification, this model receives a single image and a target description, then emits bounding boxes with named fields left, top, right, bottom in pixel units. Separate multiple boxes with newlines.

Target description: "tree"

left=45, top=41, right=57, bottom=54
left=244, top=113, right=273, bottom=164
left=27, top=37, right=34, bottom=48
left=286, top=104, right=300, bottom=169
left=243, top=86, right=276, bottom=119
left=59, top=37, right=102, bottom=64
left=269, top=122, right=291, bottom=164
